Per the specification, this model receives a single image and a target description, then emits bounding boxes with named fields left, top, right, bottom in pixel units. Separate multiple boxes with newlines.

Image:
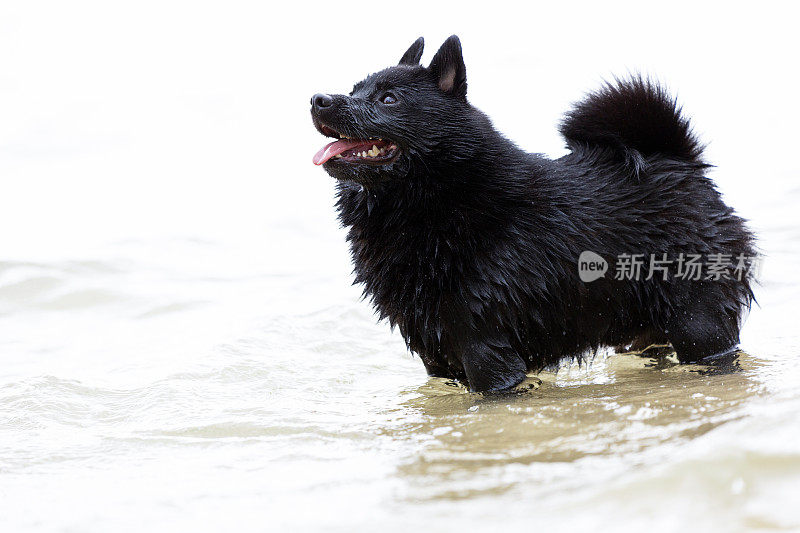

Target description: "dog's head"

left=311, top=35, right=479, bottom=187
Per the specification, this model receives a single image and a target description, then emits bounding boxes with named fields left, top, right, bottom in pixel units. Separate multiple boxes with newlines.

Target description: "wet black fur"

left=310, top=36, right=757, bottom=392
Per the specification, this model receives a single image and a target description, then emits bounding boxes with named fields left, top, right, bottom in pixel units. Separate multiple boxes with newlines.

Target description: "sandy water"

left=2, top=2, right=800, bottom=531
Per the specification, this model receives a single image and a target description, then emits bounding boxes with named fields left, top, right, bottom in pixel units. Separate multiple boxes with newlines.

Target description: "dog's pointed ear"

left=399, top=37, right=424, bottom=66
left=428, top=35, right=467, bottom=97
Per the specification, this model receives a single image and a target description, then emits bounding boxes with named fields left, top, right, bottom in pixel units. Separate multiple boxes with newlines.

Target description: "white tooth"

left=361, top=151, right=367, bottom=157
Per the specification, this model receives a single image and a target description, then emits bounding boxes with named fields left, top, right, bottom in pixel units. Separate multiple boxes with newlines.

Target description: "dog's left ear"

left=399, top=37, right=424, bottom=65
left=428, top=35, right=467, bottom=98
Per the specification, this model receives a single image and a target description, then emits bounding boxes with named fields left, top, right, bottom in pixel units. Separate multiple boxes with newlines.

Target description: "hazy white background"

left=1, top=1, right=799, bottom=532
left=2, top=1, right=797, bottom=257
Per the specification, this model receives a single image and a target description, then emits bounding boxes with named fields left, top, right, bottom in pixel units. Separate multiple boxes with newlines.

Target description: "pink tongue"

left=313, top=139, right=369, bottom=165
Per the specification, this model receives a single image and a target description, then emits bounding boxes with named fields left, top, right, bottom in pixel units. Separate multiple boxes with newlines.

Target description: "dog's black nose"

left=311, top=93, right=333, bottom=109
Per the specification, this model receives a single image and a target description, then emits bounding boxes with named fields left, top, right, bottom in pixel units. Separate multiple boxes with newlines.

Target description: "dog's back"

left=549, top=77, right=755, bottom=358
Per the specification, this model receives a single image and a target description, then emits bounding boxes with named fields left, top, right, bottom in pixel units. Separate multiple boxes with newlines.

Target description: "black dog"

left=310, top=36, right=756, bottom=392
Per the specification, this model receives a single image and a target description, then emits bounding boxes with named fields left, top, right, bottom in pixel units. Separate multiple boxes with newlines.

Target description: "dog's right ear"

left=398, top=37, right=424, bottom=66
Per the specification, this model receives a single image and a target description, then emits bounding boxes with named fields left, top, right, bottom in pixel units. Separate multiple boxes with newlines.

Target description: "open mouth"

left=313, top=124, right=399, bottom=166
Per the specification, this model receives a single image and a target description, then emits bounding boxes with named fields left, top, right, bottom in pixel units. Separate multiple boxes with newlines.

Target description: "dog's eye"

left=380, top=93, right=398, bottom=105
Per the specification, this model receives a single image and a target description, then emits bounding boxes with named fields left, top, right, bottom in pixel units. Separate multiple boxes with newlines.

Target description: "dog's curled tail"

left=560, top=76, right=706, bottom=175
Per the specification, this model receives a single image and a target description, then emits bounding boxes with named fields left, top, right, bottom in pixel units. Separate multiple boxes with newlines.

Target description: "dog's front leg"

left=459, top=339, right=527, bottom=393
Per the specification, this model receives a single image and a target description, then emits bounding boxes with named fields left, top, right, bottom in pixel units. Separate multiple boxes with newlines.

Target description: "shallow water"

left=3, top=3, right=800, bottom=531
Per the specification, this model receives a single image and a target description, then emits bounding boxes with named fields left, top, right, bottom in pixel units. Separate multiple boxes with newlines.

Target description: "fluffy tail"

left=560, top=77, right=706, bottom=172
